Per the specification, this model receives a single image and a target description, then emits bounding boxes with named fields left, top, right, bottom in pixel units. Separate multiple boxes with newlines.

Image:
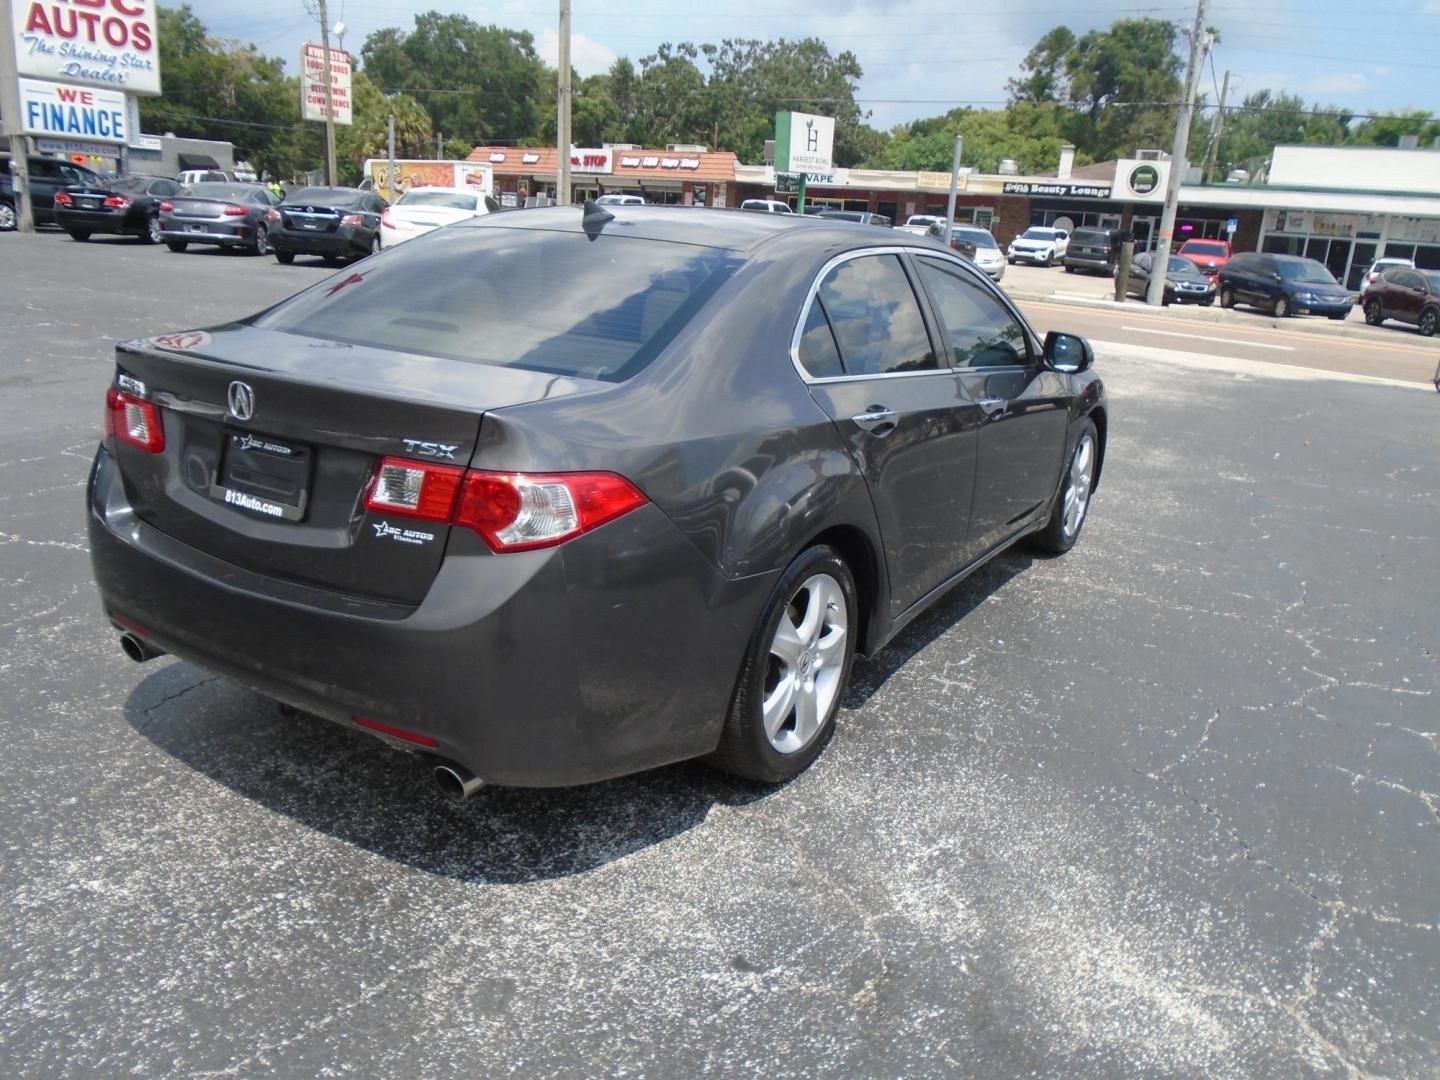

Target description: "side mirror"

left=1045, top=330, right=1093, bottom=373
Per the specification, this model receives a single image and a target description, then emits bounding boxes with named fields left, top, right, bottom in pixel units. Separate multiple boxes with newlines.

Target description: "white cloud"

left=1307, top=72, right=1370, bottom=95
left=536, top=28, right=618, bottom=77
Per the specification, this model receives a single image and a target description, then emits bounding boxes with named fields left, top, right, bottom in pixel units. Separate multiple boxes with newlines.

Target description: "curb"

left=1004, top=287, right=1421, bottom=345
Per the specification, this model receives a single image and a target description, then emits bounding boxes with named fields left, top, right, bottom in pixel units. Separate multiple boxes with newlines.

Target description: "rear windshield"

left=953, top=227, right=997, bottom=248
left=285, top=187, right=356, bottom=204
left=397, top=190, right=477, bottom=210
left=186, top=183, right=260, bottom=200
left=253, top=225, right=741, bottom=382
left=1071, top=229, right=1110, bottom=244
left=1277, top=259, right=1338, bottom=284
left=1183, top=241, right=1227, bottom=256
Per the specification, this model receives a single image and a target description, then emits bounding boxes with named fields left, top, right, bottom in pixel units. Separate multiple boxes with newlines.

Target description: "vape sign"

left=773, top=111, right=834, bottom=174
left=10, top=0, right=160, bottom=95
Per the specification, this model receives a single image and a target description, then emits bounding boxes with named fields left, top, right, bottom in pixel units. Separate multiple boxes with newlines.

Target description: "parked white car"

left=952, top=225, right=1007, bottom=281
left=740, top=199, right=793, bottom=214
left=897, top=213, right=947, bottom=236
left=1007, top=226, right=1070, bottom=266
left=1359, top=256, right=1414, bottom=298
left=594, top=193, right=646, bottom=206
left=380, top=186, right=500, bottom=246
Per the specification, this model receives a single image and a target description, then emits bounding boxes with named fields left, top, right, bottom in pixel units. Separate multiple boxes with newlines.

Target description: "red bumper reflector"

left=354, top=716, right=439, bottom=748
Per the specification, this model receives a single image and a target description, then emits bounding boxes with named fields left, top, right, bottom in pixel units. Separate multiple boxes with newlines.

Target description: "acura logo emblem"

left=227, top=381, right=255, bottom=421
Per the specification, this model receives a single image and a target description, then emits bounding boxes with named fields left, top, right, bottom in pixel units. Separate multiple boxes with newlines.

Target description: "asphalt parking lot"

left=2, top=231, right=1438, bottom=1077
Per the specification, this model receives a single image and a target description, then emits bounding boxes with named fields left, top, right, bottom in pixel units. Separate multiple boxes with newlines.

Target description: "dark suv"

left=1, top=153, right=102, bottom=229
left=1064, top=227, right=1126, bottom=275
left=1217, top=252, right=1354, bottom=319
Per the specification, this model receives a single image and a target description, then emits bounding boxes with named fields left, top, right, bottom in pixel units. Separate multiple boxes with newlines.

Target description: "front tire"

left=1030, top=420, right=1098, bottom=555
left=1220, top=286, right=1235, bottom=309
left=68, top=230, right=91, bottom=242
left=708, top=545, right=857, bottom=783
left=165, top=240, right=188, bottom=253
left=0, top=199, right=15, bottom=231
left=1419, top=307, right=1438, bottom=337
left=251, top=224, right=270, bottom=256
left=1363, top=298, right=1384, bottom=325
left=1273, top=295, right=1291, bottom=318
left=274, top=251, right=295, bottom=265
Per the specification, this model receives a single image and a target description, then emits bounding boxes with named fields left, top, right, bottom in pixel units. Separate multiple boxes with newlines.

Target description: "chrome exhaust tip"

left=119, top=632, right=165, bottom=663
left=433, top=762, right=484, bottom=801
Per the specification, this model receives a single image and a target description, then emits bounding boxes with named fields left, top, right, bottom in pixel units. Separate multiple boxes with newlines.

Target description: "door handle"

left=977, top=396, right=1007, bottom=418
left=851, top=407, right=898, bottom=435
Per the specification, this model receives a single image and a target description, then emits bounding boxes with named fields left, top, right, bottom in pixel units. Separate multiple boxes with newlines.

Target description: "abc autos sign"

left=10, top=0, right=161, bottom=95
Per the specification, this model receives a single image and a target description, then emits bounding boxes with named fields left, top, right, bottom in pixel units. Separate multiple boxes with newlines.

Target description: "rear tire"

left=1419, top=307, right=1438, bottom=337
left=707, top=545, right=857, bottom=783
left=1363, top=298, right=1384, bottom=325
left=165, top=240, right=188, bottom=253
left=1273, top=296, right=1291, bottom=318
left=141, top=214, right=162, bottom=244
left=250, top=224, right=269, bottom=256
left=68, top=230, right=91, bottom=242
left=1030, top=419, right=1098, bottom=556
left=1219, top=286, right=1235, bottom=309
left=274, top=251, right=295, bottom=265
left=0, top=199, right=15, bottom=231
left=1327, top=312, right=1347, bottom=321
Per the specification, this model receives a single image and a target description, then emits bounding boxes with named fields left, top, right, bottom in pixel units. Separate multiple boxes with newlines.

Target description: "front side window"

left=816, top=255, right=935, bottom=377
left=916, top=257, right=1029, bottom=368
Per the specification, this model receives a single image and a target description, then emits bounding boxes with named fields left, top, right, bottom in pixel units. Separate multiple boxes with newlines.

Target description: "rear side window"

left=816, top=255, right=935, bottom=376
left=796, top=301, right=844, bottom=379
left=254, top=226, right=741, bottom=382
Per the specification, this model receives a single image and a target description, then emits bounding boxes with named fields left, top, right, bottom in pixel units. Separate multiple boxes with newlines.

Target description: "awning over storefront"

left=468, top=146, right=738, bottom=188
left=177, top=153, right=220, bottom=170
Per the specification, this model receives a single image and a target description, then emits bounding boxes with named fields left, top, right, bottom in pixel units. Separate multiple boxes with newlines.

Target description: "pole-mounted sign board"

left=18, top=77, right=127, bottom=142
left=301, top=43, right=352, bottom=125
left=773, top=111, right=834, bottom=175
left=9, top=0, right=160, bottom=95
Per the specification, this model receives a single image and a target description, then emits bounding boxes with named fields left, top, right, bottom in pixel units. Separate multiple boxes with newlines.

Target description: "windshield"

left=1277, top=259, right=1339, bottom=285
left=1167, top=256, right=1198, bottom=273
left=906, top=216, right=941, bottom=226
left=186, top=183, right=259, bottom=200
left=253, top=225, right=742, bottom=383
left=1022, top=228, right=1057, bottom=240
left=397, top=190, right=478, bottom=210
left=1183, top=242, right=1227, bottom=256
left=285, top=187, right=356, bottom=204
left=954, top=227, right=997, bottom=248
left=1425, top=272, right=1440, bottom=291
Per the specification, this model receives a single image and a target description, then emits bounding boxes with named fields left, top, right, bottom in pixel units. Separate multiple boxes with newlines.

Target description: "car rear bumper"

left=87, top=446, right=770, bottom=786
left=1063, top=254, right=1113, bottom=272
left=55, top=208, right=140, bottom=233
left=270, top=229, right=367, bottom=256
left=160, top=219, right=255, bottom=246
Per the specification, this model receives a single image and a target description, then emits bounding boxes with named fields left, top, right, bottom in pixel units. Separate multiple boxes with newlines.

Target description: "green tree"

left=1347, top=108, right=1439, bottom=148
left=1213, top=90, right=1352, bottom=176
left=877, top=103, right=1085, bottom=175
left=1064, top=18, right=1183, bottom=159
left=361, top=13, right=548, bottom=146
left=1007, top=27, right=1076, bottom=104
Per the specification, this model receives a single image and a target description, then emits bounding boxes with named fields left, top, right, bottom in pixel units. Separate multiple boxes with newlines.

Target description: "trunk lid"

left=165, top=197, right=227, bottom=220
left=390, top=205, right=472, bottom=230
left=110, top=323, right=598, bottom=604
left=280, top=204, right=344, bottom=233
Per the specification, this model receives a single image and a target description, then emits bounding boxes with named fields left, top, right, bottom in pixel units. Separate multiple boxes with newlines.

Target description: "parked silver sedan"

left=158, top=182, right=279, bottom=256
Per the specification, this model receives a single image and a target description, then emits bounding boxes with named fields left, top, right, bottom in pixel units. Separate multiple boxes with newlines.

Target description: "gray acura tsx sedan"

left=88, top=204, right=1107, bottom=796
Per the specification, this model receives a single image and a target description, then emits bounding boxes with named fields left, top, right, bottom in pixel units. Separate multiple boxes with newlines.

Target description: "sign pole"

left=943, top=135, right=963, bottom=246
left=796, top=175, right=807, bottom=215
left=387, top=113, right=396, bottom=201
left=556, top=0, right=572, bottom=205
left=0, top=0, right=35, bottom=232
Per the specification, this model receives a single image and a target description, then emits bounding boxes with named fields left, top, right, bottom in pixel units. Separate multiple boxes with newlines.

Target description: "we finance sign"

left=19, top=78, right=128, bottom=143
left=10, top=0, right=160, bottom=95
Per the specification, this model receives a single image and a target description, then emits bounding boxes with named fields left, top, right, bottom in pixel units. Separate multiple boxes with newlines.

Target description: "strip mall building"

left=472, top=143, right=1440, bottom=292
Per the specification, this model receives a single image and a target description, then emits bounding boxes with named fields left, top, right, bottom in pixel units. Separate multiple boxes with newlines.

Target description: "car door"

left=1391, top=270, right=1425, bottom=322
left=25, top=157, right=63, bottom=218
left=1127, top=253, right=1151, bottom=298
left=796, top=251, right=983, bottom=615
left=913, top=254, right=1070, bottom=561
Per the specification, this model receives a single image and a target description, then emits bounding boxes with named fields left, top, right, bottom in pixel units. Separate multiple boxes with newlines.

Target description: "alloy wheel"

left=1364, top=299, right=1383, bottom=325
left=1420, top=308, right=1438, bottom=337
left=1062, top=432, right=1095, bottom=541
left=762, top=573, right=848, bottom=755
left=145, top=215, right=162, bottom=244
left=254, top=225, right=269, bottom=256
left=1273, top=296, right=1289, bottom=318
left=0, top=202, right=15, bottom=231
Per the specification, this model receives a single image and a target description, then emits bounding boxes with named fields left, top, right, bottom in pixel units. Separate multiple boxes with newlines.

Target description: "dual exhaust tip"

left=118, top=632, right=484, bottom=801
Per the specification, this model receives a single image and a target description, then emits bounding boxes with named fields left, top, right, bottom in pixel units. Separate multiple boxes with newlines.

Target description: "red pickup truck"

left=1177, top=238, right=1232, bottom=276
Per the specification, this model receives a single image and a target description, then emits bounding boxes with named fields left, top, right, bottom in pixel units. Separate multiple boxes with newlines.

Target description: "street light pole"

left=317, top=0, right=338, bottom=186
left=1146, top=0, right=1211, bottom=307
left=943, top=135, right=964, bottom=246
left=556, top=0, right=572, bottom=205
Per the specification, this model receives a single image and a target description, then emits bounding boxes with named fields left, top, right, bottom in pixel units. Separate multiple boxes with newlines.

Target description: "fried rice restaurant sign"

left=10, top=0, right=161, bottom=95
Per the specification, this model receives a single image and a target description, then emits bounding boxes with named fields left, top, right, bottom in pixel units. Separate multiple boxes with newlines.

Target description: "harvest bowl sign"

left=10, top=0, right=160, bottom=95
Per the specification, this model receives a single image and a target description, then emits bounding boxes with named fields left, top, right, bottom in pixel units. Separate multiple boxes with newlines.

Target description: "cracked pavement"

left=1, top=233, right=1437, bottom=1077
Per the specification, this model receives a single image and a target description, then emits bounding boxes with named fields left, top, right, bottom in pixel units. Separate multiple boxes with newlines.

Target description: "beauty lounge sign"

left=10, top=0, right=161, bottom=95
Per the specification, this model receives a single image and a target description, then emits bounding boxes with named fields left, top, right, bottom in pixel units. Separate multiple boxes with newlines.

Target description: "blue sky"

left=188, top=0, right=1440, bottom=132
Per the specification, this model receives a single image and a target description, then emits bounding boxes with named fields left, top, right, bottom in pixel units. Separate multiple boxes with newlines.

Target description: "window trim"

left=790, top=246, right=1030, bottom=384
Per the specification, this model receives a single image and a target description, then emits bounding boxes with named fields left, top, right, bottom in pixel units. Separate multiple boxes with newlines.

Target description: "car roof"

left=458, top=204, right=947, bottom=256
left=400, top=185, right=481, bottom=196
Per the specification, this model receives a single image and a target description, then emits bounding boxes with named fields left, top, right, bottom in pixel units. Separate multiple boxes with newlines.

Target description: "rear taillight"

left=381, top=208, right=395, bottom=229
left=341, top=213, right=364, bottom=226
left=265, top=207, right=281, bottom=222
left=55, top=191, right=73, bottom=206
left=103, top=195, right=132, bottom=209
left=222, top=204, right=248, bottom=217
left=158, top=200, right=173, bottom=213
left=363, top=458, right=648, bottom=553
left=104, top=387, right=164, bottom=453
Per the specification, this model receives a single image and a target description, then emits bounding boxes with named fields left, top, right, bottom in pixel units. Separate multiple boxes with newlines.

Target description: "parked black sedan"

left=1125, top=252, right=1216, bottom=305
left=158, top=182, right=279, bottom=255
left=87, top=207, right=1107, bottom=795
left=266, top=186, right=388, bottom=264
left=54, top=174, right=185, bottom=244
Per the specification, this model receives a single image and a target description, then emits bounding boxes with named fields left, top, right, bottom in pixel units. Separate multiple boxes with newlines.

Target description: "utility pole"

left=943, top=135, right=964, bottom=246
left=386, top=112, right=395, bottom=200
left=316, top=0, right=338, bottom=186
left=436, top=131, right=443, bottom=160
left=1146, top=0, right=1211, bottom=307
left=0, top=0, right=35, bottom=232
left=556, top=0, right=572, bottom=205
left=1201, top=69, right=1229, bottom=185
